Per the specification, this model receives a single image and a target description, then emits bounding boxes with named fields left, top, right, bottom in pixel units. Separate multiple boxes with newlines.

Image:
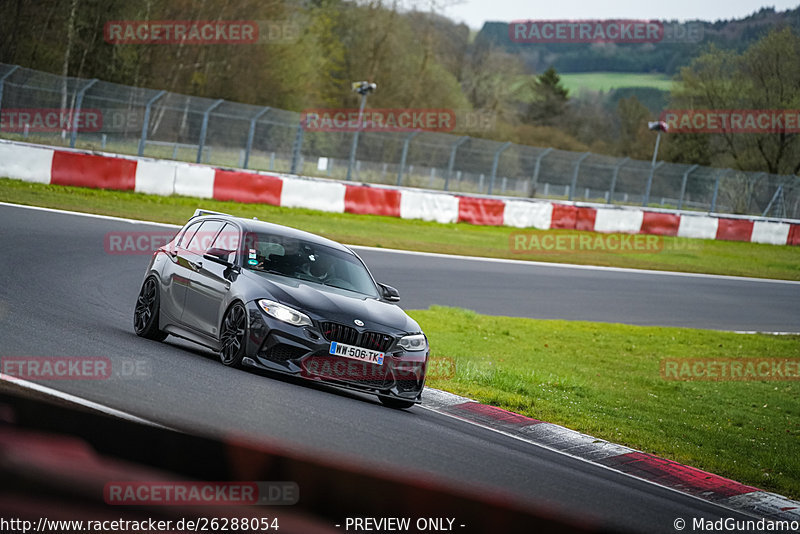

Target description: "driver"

left=305, top=251, right=335, bottom=281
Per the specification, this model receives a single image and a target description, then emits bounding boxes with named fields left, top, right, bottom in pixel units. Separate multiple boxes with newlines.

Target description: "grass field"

left=559, top=72, right=674, bottom=93
left=2, top=178, right=799, bottom=281
left=415, top=306, right=800, bottom=499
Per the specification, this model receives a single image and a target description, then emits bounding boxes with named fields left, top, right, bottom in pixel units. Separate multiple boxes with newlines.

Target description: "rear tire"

left=134, top=277, right=168, bottom=341
left=379, top=397, right=416, bottom=410
left=219, top=302, right=247, bottom=368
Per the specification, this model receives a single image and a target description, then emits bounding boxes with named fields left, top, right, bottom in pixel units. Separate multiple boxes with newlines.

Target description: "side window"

left=177, top=221, right=203, bottom=249
left=186, top=220, right=225, bottom=254
left=209, top=223, right=241, bottom=263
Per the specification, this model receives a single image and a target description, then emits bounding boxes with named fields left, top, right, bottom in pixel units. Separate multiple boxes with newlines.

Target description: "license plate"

left=329, top=342, right=384, bottom=365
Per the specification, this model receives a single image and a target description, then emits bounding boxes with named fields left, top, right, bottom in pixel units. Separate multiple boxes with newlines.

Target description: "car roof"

left=189, top=211, right=353, bottom=254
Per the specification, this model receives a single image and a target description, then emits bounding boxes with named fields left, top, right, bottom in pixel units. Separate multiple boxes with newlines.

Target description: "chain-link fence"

left=1, top=62, right=797, bottom=219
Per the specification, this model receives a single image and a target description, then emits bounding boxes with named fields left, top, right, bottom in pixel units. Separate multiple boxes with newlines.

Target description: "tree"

left=615, top=96, right=654, bottom=159
left=524, top=67, right=569, bottom=126
left=666, top=28, right=800, bottom=175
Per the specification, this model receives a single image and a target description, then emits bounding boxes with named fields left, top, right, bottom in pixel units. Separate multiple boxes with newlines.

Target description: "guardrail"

left=1, top=139, right=797, bottom=246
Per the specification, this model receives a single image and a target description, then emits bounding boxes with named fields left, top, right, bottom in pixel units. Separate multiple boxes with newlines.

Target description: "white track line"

left=417, top=402, right=763, bottom=520
left=0, top=373, right=172, bottom=429
left=349, top=245, right=800, bottom=285
left=0, top=201, right=180, bottom=228
left=2, top=201, right=798, bottom=285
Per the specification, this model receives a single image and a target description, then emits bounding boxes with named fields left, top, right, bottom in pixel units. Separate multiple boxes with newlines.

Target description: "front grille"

left=263, top=343, right=307, bottom=363
left=321, top=322, right=393, bottom=352
left=361, top=331, right=394, bottom=352
left=321, top=322, right=359, bottom=345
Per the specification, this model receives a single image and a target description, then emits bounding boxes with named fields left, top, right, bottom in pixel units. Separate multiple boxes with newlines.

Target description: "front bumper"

left=242, top=301, right=427, bottom=402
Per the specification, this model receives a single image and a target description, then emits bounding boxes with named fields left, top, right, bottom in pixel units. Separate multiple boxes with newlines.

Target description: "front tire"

left=134, top=277, right=168, bottom=341
left=219, top=302, right=247, bottom=367
left=379, top=397, right=416, bottom=410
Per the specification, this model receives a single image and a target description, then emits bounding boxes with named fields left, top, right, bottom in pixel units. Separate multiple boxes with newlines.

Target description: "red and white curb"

left=1, top=138, right=798, bottom=247
left=421, top=388, right=800, bottom=521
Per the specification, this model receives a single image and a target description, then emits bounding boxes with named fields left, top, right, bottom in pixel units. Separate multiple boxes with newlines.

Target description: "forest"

left=1, top=0, right=799, bottom=175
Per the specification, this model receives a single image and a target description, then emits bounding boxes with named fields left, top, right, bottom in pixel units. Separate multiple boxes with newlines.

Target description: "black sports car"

left=134, top=209, right=429, bottom=408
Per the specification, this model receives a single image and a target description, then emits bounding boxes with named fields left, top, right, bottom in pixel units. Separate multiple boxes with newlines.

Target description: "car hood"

left=244, top=271, right=421, bottom=333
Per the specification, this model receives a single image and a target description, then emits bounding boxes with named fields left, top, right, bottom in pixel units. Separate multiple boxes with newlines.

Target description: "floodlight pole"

left=346, top=88, right=370, bottom=181
left=643, top=121, right=668, bottom=207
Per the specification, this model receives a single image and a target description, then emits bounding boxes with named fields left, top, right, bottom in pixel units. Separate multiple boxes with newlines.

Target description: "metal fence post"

left=444, top=136, right=468, bottom=191
left=642, top=161, right=664, bottom=207
left=396, top=130, right=420, bottom=186
left=762, top=184, right=784, bottom=217
left=488, top=141, right=512, bottom=195
left=197, top=99, right=223, bottom=163
left=607, top=156, right=629, bottom=204
left=746, top=172, right=766, bottom=214
left=244, top=106, right=270, bottom=169
left=290, top=118, right=306, bottom=175
left=138, top=90, right=166, bottom=156
left=677, top=164, right=698, bottom=210
left=568, top=152, right=591, bottom=201
left=69, top=78, right=97, bottom=148
left=0, top=65, right=20, bottom=119
left=529, top=147, right=552, bottom=197
left=710, top=169, right=729, bottom=213
left=642, top=130, right=663, bottom=206
left=346, top=92, right=369, bottom=181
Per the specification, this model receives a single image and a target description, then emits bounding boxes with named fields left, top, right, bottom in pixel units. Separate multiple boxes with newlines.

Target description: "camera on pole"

left=647, top=120, right=669, bottom=132
left=352, top=81, right=377, bottom=96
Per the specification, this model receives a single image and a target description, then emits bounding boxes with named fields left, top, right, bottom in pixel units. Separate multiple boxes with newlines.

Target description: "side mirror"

left=204, top=249, right=236, bottom=269
left=378, top=283, right=400, bottom=302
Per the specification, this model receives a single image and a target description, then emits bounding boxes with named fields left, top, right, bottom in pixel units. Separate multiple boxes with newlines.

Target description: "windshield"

left=241, top=232, right=378, bottom=298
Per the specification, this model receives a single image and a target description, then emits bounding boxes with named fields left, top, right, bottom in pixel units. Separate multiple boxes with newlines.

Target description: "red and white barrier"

left=503, top=200, right=553, bottom=229
left=135, top=159, right=177, bottom=196
left=174, top=163, right=215, bottom=199
left=1, top=139, right=798, bottom=246
left=400, top=190, right=459, bottom=224
left=0, top=142, right=54, bottom=184
left=281, top=177, right=346, bottom=213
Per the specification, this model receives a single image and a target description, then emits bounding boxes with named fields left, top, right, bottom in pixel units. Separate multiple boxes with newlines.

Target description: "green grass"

left=411, top=306, right=800, bottom=498
left=559, top=72, right=674, bottom=93
left=1, top=177, right=799, bottom=280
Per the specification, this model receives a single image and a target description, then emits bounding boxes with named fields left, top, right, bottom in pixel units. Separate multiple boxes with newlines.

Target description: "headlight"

left=398, top=334, right=427, bottom=351
left=257, top=299, right=312, bottom=327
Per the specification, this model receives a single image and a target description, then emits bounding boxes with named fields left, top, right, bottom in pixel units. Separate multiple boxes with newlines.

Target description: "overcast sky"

left=439, top=0, right=800, bottom=29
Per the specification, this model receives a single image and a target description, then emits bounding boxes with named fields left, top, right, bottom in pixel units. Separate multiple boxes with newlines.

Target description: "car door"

left=182, top=222, right=240, bottom=337
left=159, top=219, right=204, bottom=324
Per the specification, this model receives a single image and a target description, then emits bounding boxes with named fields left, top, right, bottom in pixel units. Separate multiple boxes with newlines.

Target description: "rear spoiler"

left=191, top=208, right=232, bottom=218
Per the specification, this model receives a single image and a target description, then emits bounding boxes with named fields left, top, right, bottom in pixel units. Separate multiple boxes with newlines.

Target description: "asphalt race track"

left=0, top=203, right=794, bottom=533
left=355, top=249, right=800, bottom=333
